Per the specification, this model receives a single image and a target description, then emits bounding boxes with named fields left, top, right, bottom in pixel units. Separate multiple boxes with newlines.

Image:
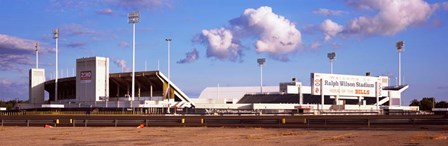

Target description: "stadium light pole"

left=165, top=38, right=172, bottom=114
left=35, top=42, right=39, bottom=69
left=257, top=58, right=266, bottom=94
left=53, top=28, right=59, bottom=102
left=128, top=11, right=140, bottom=108
left=327, top=52, right=336, bottom=74
left=396, top=41, right=404, bottom=85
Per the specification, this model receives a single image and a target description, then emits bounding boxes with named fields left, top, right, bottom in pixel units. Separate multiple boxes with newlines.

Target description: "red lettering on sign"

left=355, top=90, right=369, bottom=95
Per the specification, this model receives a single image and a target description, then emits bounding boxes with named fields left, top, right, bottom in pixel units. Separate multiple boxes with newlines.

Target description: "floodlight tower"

left=396, top=41, right=404, bottom=85
left=53, top=28, right=59, bottom=102
left=128, top=11, right=140, bottom=107
left=257, top=58, right=266, bottom=93
left=165, top=38, right=172, bottom=114
left=327, top=52, right=336, bottom=74
left=165, top=38, right=172, bottom=84
left=35, top=42, right=39, bottom=69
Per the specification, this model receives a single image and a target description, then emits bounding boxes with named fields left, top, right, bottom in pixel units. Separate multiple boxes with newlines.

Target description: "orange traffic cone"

left=44, top=124, right=53, bottom=128
left=137, top=123, right=144, bottom=128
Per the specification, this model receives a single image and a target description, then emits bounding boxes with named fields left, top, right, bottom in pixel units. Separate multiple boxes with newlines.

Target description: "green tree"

left=0, top=100, right=26, bottom=110
left=419, top=97, right=435, bottom=111
left=435, top=101, right=448, bottom=108
left=409, top=99, right=420, bottom=106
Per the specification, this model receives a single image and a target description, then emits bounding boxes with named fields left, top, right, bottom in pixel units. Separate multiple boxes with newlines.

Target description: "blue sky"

left=0, top=0, right=447, bottom=104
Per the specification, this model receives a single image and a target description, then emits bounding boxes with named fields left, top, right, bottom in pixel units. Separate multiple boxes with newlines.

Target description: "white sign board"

left=311, top=73, right=387, bottom=97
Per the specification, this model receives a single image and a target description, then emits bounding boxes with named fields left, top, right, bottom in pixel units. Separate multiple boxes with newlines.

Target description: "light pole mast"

left=35, top=42, right=39, bottom=69
left=396, top=41, right=404, bottom=85
left=327, top=52, right=336, bottom=74
left=128, top=11, right=140, bottom=108
left=165, top=38, right=172, bottom=114
left=53, top=28, right=59, bottom=102
left=166, top=38, right=172, bottom=85
left=257, top=58, right=265, bottom=94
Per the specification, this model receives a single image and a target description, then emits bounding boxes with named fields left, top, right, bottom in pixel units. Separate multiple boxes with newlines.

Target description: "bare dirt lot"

left=1, top=127, right=447, bottom=146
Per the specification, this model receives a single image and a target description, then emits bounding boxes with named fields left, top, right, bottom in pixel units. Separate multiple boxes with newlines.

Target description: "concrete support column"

left=320, top=79, right=324, bottom=110
left=116, top=84, right=120, bottom=97
left=138, top=86, right=141, bottom=101
left=150, top=84, right=153, bottom=98
left=127, top=85, right=130, bottom=101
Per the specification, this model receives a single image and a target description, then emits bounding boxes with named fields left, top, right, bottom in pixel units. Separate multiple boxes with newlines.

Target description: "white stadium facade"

left=24, top=56, right=417, bottom=115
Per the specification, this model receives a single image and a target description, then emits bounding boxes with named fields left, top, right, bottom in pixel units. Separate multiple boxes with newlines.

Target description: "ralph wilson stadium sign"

left=311, top=73, right=388, bottom=97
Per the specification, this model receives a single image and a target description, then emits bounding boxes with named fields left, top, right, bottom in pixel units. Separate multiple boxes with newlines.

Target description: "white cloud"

left=107, top=0, right=170, bottom=11
left=113, top=59, right=130, bottom=72
left=0, top=79, right=12, bottom=85
left=313, top=8, right=347, bottom=16
left=199, top=28, right=240, bottom=61
left=320, top=19, right=343, bottom=41
left=332, top=42, right=343, bottom=49
left=345, top=0, right=435, bottom=35
left=61, top=24, right=98, bottom=37
left=0, top=34, right=42, bottom=54
left=195, top=6, right=302, bottom=62
left=51, top=0, right=169, bottom=13
left=66, top=42, right=87, bottom=48
left=241, top=6, right=301, bottom=56
left=177, top=48, right=199, bottom=64
left=96, top=8, right=113, bottom=15
left=0, top=79, right=27, bottom=100
left=118, top=41, right=129, bottom=49
left=310, top=41, right=322, bottom=49
left=444, top=2, right=448, bottom=10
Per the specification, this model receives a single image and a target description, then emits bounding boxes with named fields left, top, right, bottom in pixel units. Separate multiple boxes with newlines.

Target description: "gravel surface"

left=0, top=127, right=447, bottom=146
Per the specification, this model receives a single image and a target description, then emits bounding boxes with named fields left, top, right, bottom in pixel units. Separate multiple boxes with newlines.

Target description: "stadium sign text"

left=311, top=73, right=387, bottom=97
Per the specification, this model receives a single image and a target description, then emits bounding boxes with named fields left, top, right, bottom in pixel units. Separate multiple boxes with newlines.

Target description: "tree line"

left=0, top=100, right=27, bottom=110
left=409, top=97, right=448, bottom=111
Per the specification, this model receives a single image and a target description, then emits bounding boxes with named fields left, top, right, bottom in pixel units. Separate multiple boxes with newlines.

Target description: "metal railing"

left=0, top=110, right=166, bottom=116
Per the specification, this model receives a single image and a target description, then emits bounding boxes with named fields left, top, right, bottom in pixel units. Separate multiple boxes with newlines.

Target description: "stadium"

left=23, top=55, right=417, bottom=115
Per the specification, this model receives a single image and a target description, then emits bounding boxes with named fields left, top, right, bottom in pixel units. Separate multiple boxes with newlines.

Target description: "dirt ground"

left=0, top=126, right=447, bottom=146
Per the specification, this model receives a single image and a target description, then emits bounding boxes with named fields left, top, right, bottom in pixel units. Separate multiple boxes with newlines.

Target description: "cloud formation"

left=310, top=41, right=322, bottom=49
left=436, top=86, right=448, bottom=90
left=195, top=6, right=301, bottom=62
left=0, top=34, right=52, bottom=71
left=96, top=8, right=114, bottom=15
left=0, top=55, right=33, bottom=71
left=66, top=42, right=87, bottom=48
left=118, top=41, right=129, bottom=49
left=51, top=0, right=169, bottom=12
left=345, top=0, right=435, bottom=36
left=444, top=2, right=448, bottom=10
left=113, top=59, right=130, bottom=72
left=177, top=48, right=199, bottom=64
left=198, top=28, right=240, bottom=61
left=61, top=24, right=99, bottom=37
left=320, top=19, right=343, bottom=41
left=106, top=0, right=169, bottom=11
left=313, top=8, right=347, bottom=16
left=0, top=79, right=27, bottom=100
